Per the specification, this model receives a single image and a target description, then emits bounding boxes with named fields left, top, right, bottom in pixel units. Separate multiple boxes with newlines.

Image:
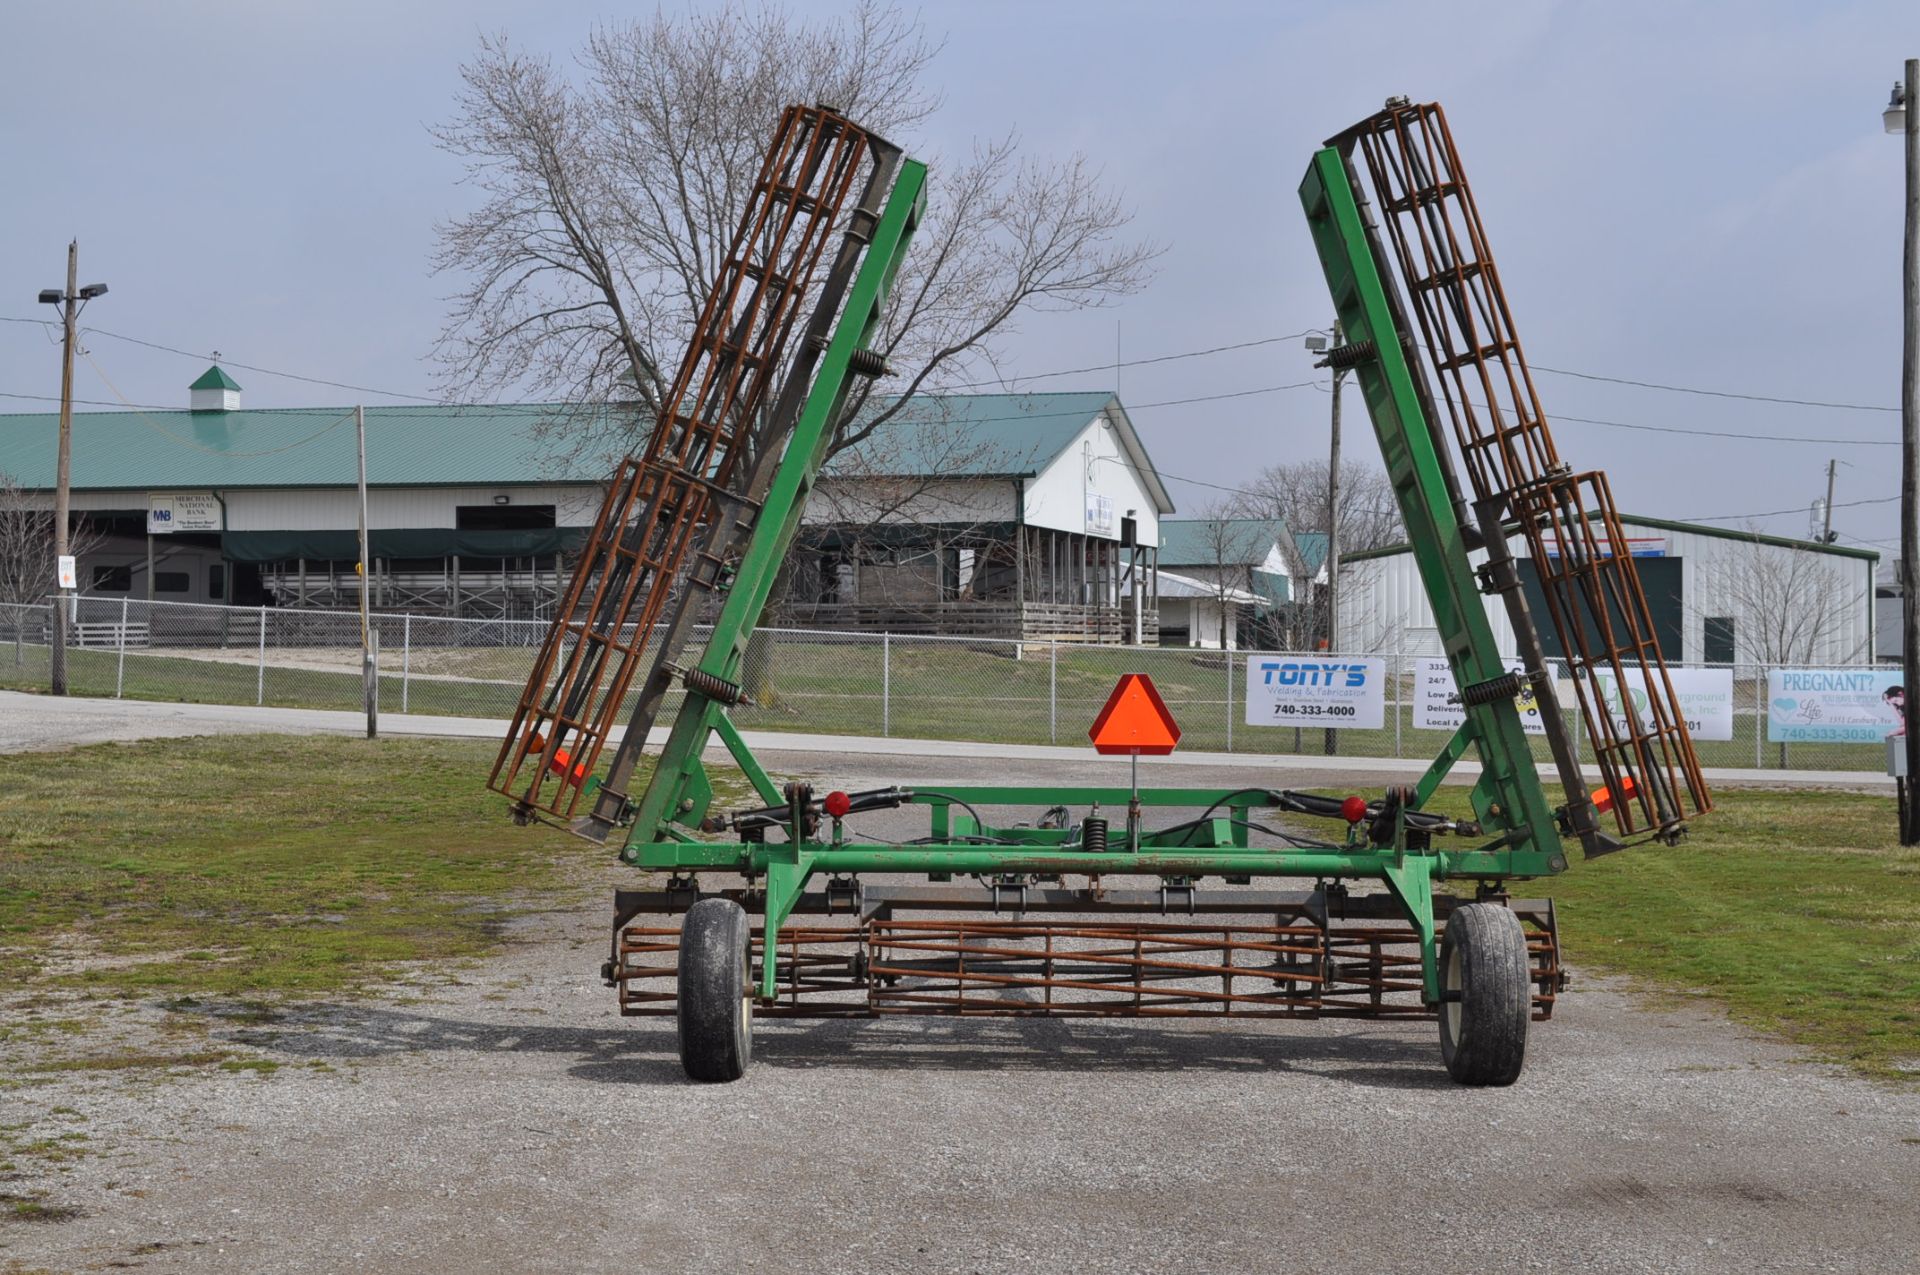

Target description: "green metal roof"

left=1294, top=531, right=1329, bottom=573
left=1158, top=517, right=1288, bottom=567
left=831, top=391, right=1175, bottom=513
left=189, top=364, right=243, bottom=392
left=0, top=403, right=612, bottom=490
left=0, top=390, right=1176, bottom=509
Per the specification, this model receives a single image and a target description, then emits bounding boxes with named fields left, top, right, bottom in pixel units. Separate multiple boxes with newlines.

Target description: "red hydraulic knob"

left=823, top=790, right=852, bottom=819
left=1340, top=795, right=1369, bottom=824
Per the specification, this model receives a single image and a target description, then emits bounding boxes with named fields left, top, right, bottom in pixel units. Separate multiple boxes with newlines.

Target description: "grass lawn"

left=0, top=735, right=745, bottom=1003
left=2, top=734, right=1913, bottom=1080
left=1541, top=789, right=1920, bottom=1080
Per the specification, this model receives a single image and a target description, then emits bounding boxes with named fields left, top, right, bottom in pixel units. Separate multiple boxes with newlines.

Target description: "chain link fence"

left=0, top=595, right=1897, bottom=774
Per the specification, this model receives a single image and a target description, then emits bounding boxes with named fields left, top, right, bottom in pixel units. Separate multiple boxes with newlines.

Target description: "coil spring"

left=848, top=348, right=893, bottom=379
left=1320, top=339, right=1378, bottom=370
left=1081, top=816, right=1109, bottom=853
left=1459, top=671, right=1526, bottom=706
left=682, top=667, right=746, bottom=705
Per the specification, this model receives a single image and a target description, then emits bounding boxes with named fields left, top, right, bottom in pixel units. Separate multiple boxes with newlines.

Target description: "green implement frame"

left=602, top=141, right=1576, bottom=1050
left=501, top=100, right=1697, bottom=1084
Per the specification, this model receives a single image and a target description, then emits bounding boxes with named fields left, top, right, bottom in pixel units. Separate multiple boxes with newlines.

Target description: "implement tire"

left=677, top=898, right=753, bottom=1083
left=1438, top=902, right=1530, bottom=1086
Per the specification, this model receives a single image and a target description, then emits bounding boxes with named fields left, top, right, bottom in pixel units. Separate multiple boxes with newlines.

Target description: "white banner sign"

left=1767, top=669, right=1903, bottom=744
left=1414, top=657, right=1547, bottom=735
left=1084, top=492, right=1113, bottom=536
left=56, top=555, right=76, bottom=590
left=148, top=492, right=222, bottom=534
left=1592, top=667, right=1735, bottom=742
left=1245, top=656, right=1386, bottom=730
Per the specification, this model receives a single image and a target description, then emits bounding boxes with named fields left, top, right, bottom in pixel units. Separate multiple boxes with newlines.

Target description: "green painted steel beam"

left=622, top=159, right=928, bottom=852
left=1298, top=148, right=1566, bottom=881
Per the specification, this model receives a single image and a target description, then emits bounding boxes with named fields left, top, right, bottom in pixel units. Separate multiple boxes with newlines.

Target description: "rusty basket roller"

left=1342, top=100, right=1711, bottom=842
left=613, top=900, right=1565, bottom=1023
left=488, top=104, right=879, bottom=820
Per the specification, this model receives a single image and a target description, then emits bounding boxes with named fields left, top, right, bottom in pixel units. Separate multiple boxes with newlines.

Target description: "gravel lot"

left=5, top=695, right=1919, bottom=1273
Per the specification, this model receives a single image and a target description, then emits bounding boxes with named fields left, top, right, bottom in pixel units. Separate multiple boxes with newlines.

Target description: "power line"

left=79, top=325, right=443, bottom=403
left=945, top=331, right=1318, bottom=390
left=82, top=350, right=357, bottom=458
left=1531, top=364, right=1898, bottom=414
left=2, top=389, right=180, bottom=410
left=3, top=309, right=1907, bottom=443
left=1684, top=494, right=1900, bottom=524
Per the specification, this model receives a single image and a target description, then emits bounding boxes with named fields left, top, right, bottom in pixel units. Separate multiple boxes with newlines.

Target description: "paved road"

left=6, top=691, right=1919, bottom=1273
left=0, top=689, right=1893, bottom=791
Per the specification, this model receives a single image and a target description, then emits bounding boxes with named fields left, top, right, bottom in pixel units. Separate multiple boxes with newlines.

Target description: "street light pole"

left=50, top=244, right=77, bottom=695
left=1306, top=321, right=1348, bottom=754
left=37, top=245, right=105, bottom=695
left=1324, top=319, right=1346, bottom=755
left=1893, top=61, right=1920, bottom=843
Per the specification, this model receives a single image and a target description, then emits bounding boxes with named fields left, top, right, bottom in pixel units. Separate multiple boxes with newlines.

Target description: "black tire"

left=677, top=898, right=752, bottom=1083
left=1437, top=902, right=1530, bottom=1086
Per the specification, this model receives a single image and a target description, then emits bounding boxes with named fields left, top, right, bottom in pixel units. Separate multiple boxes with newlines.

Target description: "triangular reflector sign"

left=1089, top=673, right=1181, bottom=756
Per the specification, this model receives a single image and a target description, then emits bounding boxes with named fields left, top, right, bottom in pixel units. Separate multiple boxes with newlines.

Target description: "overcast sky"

left=2, top=1, right=1917, bottom=555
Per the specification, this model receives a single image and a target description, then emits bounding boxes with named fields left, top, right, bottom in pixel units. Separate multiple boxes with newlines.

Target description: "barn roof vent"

left=189, top=362, right=242, bottom=413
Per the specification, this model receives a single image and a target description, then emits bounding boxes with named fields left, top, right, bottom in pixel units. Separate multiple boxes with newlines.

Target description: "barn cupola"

left=189, top=363, right=242, bottom=412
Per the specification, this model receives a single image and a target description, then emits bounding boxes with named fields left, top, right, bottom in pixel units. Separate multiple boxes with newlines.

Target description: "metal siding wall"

left=224, top=484, right=597, bottom=532
left=1339, top=519, right=1876, bottom=665
left=1026, top=416, right=1160, bottom=544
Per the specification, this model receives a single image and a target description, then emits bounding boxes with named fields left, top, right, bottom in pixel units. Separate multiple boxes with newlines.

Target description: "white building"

left=1338, top=514, right=1877, bottom=665
left=1, top=375, right=1176, bottom=640
left=787, top=391, right=1175, bottom=641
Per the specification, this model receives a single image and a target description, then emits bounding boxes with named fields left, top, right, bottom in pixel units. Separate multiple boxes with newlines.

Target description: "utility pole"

left=37, top=245, right=105, bottom=694
left=1892, top=60, right=1920, bottom=843
left=1324, top=318, right=1346, bottom=755
left=51, top=245, right=77, bottom=695
left=1822, top=457, right=1837, bottom=543
left=357, top=406, right=377, bottom=739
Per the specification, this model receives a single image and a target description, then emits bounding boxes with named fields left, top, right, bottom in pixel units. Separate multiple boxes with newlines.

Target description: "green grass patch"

left=1538, top=790, right=1920, bottom=1079
left=0, top=735, right=747, bottom=1003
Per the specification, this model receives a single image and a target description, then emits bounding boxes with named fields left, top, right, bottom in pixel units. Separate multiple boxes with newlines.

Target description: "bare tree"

left=1234, top=458, right=1403, bottom=555
left=1177, top=506, right=1271, bottom=650
left=775, top=407, right=1023, bottom=627
left=0, top=471, right=103, bottom=663
left=1231, top=458, right=1400, bottom=647
left=1692, top=529, right=1870, bottom=666
left=431, top=4, right=1158, bottom=469
left=0, top=471, right=101, bottom=607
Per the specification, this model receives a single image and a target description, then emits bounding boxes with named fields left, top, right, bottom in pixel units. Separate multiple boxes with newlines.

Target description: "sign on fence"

left=1592, top=667, right=1735, bottom=742
left=1244, top=655, right=1386, bottom=729
left=148, top=492, right=223, bottom=534
left=1767, top=668, right=1903, bottom=744
left=1413, top=657, right=1548, bottom=735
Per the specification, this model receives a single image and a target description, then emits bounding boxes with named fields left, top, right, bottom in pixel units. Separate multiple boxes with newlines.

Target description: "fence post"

left=1393, top=650, right=1403, bottom=758
left=881, top=632, right=890, bottom=738
left=402, top=613, right=412, bottom=714
left=1225, top=649, right=1234, bottom=752
left=257, top=605, right=267, bottom=706
left=116, top=596, right=128, bottom=698
left=1754, top=665, right=1765, bottom=769
left=1566, top=661, right=1582, bottom=769
left=1049, top=641, right=1058, bottom=744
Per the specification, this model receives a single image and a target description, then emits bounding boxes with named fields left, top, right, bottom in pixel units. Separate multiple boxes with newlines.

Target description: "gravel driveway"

left=6, top=879, right=1919, bottom=1275
left=5, top=696, right=1919, bottom=1273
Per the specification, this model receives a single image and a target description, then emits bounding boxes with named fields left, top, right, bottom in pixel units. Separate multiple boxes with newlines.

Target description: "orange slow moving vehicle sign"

left=1089, top=673, right=1182, bottom=756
